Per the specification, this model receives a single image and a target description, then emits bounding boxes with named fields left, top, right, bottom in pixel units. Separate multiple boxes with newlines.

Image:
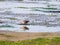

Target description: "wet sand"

left=0, top=31, right=60, bottom=41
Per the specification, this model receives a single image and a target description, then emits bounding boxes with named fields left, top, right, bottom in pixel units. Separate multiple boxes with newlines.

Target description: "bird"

left=21, top=20, right=29, bottom=24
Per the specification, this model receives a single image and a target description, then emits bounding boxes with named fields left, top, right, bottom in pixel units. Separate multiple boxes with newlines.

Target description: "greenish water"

left=0, top=25, right=14, bottom=28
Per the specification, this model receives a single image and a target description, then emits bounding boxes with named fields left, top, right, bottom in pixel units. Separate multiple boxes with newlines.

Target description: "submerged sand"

left=0, top=31, right=60, bottom=41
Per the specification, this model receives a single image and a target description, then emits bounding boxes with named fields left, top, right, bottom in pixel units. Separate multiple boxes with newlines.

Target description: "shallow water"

left=0, top=1, right=60, bottom=32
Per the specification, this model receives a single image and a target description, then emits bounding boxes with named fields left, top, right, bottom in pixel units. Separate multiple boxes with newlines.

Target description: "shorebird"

left=21, top=20, right=29, bottom=24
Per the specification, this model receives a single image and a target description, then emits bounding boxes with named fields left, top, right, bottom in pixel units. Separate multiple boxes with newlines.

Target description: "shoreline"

left=0, top=31, right=60, bottom=41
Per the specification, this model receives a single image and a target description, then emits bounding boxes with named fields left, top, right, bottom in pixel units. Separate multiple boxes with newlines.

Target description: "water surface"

left=0, top=1, right=60, bottom=32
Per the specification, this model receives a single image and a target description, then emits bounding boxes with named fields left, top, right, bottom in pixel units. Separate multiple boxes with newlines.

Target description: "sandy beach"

left=0, top=31, right=60, bottom=41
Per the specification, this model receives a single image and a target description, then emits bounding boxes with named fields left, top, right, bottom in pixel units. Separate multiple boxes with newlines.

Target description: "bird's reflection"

left=20, top=26, right=29, bottom=31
